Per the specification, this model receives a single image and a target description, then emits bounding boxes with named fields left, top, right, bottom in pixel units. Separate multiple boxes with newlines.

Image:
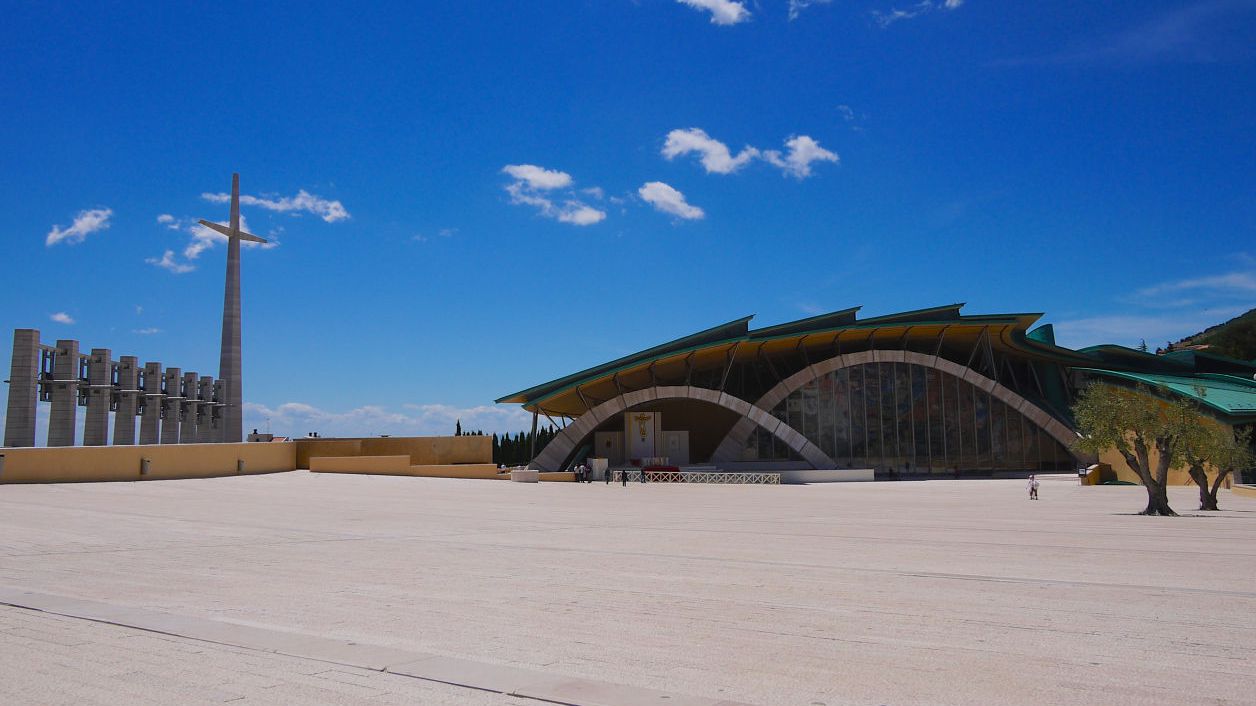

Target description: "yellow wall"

left=402, top=463, right=504, bottom=479
left=293, top=435, right=490, bottom=468
left=0, top=435, right=495, bottom=484
left=0, top=442, right=296, bottom=484
left=1099, top=436, right=1234, bottom=490
left=308, top=455, right=411, bottom=475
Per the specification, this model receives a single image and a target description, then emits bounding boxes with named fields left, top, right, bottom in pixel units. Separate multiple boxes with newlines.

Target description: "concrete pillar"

left=47, top=339, right=81, bottom=447
left=196, top=375, right=215, bottom=443
left=113, top=356, right=139, bottom=445
left=213, top=379, right=225, bottom=443
left=160, top=366, right=182, bottom=444
left=180, top=372, right=199, bottom=444
left=83, top=348, right=112, bottom=446
left=4, top=329, right=40, bottom=447
left=139, top=362, right=163, bottom=445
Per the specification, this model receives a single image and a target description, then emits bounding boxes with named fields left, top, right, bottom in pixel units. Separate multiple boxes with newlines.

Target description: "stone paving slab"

left=0, top=587, right=744, bottom=706
left=0, top=471, right=1254, bottom=705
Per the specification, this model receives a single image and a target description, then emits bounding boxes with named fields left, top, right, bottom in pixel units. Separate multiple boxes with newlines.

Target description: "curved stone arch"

left=530, top=385, right=835, bottom=471
left=710, top=349, right=1079, bottom=464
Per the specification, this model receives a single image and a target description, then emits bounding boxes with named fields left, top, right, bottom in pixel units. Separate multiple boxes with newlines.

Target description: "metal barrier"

left=611, top=470, right=780, bottom=485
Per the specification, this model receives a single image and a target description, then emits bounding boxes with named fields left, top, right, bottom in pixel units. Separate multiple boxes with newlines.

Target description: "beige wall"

left=308, top=455, right=411, bottom=475
left=0, top=442, right=296, bottom=484
left=0, top=435, right=496, bottom=484
left=294, top=435, right=491, bottom=468
left=1099, top=439, right=1234, bottom=490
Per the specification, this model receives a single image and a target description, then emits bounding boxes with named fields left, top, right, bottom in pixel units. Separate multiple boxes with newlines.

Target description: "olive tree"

left=1183, top=423, right=1253, bottom=511
left=1072, top=383, right=1199, bottom=516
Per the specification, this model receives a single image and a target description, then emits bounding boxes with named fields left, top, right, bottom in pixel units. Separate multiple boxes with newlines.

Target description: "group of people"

left=571, top=463, right=654, bottom=486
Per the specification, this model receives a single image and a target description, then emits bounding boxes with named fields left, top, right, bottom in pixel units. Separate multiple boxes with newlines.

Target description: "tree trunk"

left=1140, top=439, right=1177, bottom=516
left=1187, top=462, right=1216, bottom=511
left=1206, top=468, right=1233, bottom=512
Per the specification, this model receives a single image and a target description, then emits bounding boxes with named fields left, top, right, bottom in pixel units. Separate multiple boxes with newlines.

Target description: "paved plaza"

left=1, top=472, right=1253, bottom=705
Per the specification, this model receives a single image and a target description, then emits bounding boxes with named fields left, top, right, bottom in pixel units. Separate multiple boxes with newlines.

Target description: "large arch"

left=710, top=349, right=1080, bottom=465
left=531, top=385, right=835, bottom=471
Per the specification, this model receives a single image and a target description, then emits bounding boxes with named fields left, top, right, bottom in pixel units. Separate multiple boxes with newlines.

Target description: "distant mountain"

left=1171, top=307, right=1256, bottom=361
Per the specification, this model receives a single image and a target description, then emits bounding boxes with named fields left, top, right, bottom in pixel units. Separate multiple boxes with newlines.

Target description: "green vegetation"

left=454, top=420, right=559, bottom=467
left=1073, top=383, right=1201, bottom=516
left=1173, top=307, right=1256, bottom=361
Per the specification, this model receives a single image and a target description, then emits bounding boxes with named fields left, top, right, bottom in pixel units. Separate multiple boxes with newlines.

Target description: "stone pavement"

left=1, top=471, right=1254, bottom=705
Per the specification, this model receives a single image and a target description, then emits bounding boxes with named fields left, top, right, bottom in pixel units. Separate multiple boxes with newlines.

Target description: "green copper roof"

left=1076, top=369, right=1256, bottom=420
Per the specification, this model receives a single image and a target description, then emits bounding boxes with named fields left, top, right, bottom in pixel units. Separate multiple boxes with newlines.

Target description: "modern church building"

left=498, top=305, right=1256, bottom=477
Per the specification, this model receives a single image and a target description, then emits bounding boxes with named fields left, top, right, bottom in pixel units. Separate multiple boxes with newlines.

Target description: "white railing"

left=610, top=470, right=780, bottom=485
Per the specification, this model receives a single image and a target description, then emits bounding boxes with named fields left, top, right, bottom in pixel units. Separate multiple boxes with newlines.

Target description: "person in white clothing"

left=1028, top=474, right=1040, bottom=500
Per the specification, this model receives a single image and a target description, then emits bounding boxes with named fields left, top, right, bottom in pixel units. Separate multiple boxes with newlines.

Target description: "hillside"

left=1172, top=307, right=1256, bottom=361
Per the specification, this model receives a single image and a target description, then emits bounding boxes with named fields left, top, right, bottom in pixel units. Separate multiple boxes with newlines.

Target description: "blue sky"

left=2, top=1, right=1254, bottom=439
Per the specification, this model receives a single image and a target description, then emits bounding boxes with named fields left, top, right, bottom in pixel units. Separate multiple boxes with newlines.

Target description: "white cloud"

left=46, top=208, right=112, bottom=247
left=501, top=164, right=573, bottom=190
left=677, top=0, right=750, bottom=25
left=146, top=249, right=196, bottom=274
left=201, top=189, right=349, bottom=222
left=243, top=401, right=544, bottom=439
left=132, top=327, right=161, bottom=335
left=762, top=135, right=840, bottom=178
left=1053, top=306, right=1250, bottom=350
left=789, top=0, right=833, bottom=21
left=872, top=0, right=962, bottom=28
left=50, top=312, right=75, bottom=325
left=663, top=129, right=838, bottom=178
left=1137, top=271, right=1256, bottom=297
left=662, top=128, right=760, bottom=174
left=149, top=213, right=275, bottom=272
left=639, top=181, right=705, bottom=220
left=502, top=165, right=607, bottom=226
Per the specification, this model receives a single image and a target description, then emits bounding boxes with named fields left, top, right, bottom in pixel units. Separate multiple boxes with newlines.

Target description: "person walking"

left=1028, top=474, right=1040, bottom=500
left=621, top=469, right=627, bottom=487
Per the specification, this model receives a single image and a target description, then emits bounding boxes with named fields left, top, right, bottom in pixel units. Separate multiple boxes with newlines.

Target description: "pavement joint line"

left=0, top=585, right=752, bottom=706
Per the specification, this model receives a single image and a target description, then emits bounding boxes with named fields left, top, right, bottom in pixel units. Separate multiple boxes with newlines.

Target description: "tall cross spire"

left=199, top=174, right=266, bottom=443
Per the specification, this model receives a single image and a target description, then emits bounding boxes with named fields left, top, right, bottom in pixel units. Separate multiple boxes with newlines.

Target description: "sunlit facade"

left=498, top=304, right=1256, bottom=478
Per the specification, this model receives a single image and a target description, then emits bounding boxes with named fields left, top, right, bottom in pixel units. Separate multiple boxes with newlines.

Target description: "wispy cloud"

left=50, top=312, right=75, bottom=325
left=872, top=0, right=963, bottom=28
left=639, top=181, right=705, bottom=220
left=148, top=213, right=279, bottom=273
left=132, top=327, right=161, bottom=335
left=789, top=0, right=834, bottom=21
left=46, top=208, right=112, bottom=247
left=663, top=128, right=839, bottom=179
left=146, top=249, right=196, bottom=274
left=1138, top=271, right=1256, bottom=298
left=763, top=135, right=840, bottom=178
left=201, top=189, right=349, bottom=222
left=663, top=128, right=760, bottom=174
left=677, top=0, right=750, bottom=25
left=999, top=0, right=1256, bottom=67
left=1053, top=307, right=1250, bottom=350
left=501, top=164, right=607, bottom=226
left=836, top=104, right=866, bottom=132
left=243, top=401, right=543, bottom=438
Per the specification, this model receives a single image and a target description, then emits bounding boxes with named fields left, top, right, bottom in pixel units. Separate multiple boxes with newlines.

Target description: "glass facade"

left=744, top=361, right=1074, bottom=474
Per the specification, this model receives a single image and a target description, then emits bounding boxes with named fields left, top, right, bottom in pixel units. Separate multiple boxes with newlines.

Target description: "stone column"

left=3, top=329, right=41, bottom=447
left=83, top=348, right=112, bottom=446
left=139, top=361, right=163, bottom=445
left=213, top=379, right=226, bottom=443
left=113, top=355, right=139, bottom=445
left=160, top=366, right=182, bottom=444
left=47, top=339, right=81, bottom=447
left=196, top=375, right=215, bottom=443
left=180, top=372, right=199, bottom=444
